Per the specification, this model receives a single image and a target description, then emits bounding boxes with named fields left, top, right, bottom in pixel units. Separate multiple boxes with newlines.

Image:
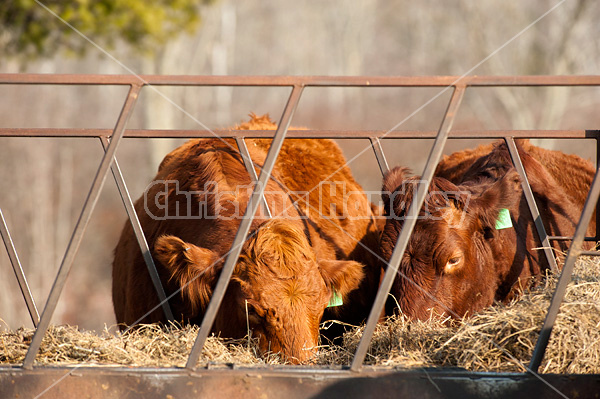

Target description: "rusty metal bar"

left=369, top=137, right=390, bottom=176
left=3, top=367, right=599, bottom=399
left=2, top=128, right=600, bottom=140
left=529, top=164, right=600, bottom=372
left=596, top=137, right=600, bottom=241
left=235, top=138, right=272, bottom=218
left=3, top=73, right=600, bottom=87
left=579, top=250, right=600, bottom=256
left=186, top=85, right=304, bottom=369
left=99, top=136, right=174, bottom=322
left=505, top=137, right=559, bottom=273
left=22, top=84, right=142, bottom=369
left=0, top=208, right=39, bottom=327
left=350, top=85, right=467, bottom=371
left=548, top=236, right=597, bottom=241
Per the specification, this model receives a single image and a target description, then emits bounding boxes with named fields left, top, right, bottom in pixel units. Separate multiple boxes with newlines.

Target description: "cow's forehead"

left=243, top=269, right=328, bottom=308
left=438, top=204, right=470, bottom=230
left=402, top=215, right=467, bottom=258
left=239, top=243, right=326, bottom=289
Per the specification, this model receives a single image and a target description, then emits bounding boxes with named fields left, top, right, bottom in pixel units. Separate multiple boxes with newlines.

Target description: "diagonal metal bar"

left=369, top=137, right=390, bottom=176
left=99, top=136, right=174, bottom=322
left=0, top=208, right=40, bottom=327
left=505, top=138, right=559, bottom=273
left=350, top=85, right=466, bottom=372
left=596, top=137, right=600, bottom=241
left=186, top=85, right=304, bottom=369
left=235, top=137, right=272, bottom=218
left=529, top=164, right=600, bottom=372
left=22, top=84, right=142, bottom=369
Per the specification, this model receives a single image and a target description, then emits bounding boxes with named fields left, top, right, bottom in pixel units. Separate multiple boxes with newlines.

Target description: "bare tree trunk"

left=141, top=52, right=181, bottom=171
left=212, top=2, right=236, bottom=127
left=141, top=2, right=234, bottom=169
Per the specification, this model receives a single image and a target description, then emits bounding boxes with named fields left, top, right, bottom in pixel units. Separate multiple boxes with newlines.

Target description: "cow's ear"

left=381, top=167, right=412, bottom=214
left=470, top=169, right=522, bottom=231
left=318, top=259, right=364, bottom=300
left=154, top=235, right=219, bottom=313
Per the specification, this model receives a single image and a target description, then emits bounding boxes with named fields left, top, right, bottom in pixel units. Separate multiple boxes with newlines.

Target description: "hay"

left=0, top=324, right=276, bottom=367
left=327, top=255, right=600, bottom=373
left=1, top=257, right=599, bottom=372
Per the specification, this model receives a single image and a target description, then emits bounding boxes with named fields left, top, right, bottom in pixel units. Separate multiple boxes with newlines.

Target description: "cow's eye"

left=448, top=257, right=460, bottom=265
left=444, top=256, right=462, bottom=273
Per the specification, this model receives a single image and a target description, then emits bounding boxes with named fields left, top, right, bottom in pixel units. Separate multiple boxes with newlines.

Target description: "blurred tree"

left=0, top=0, right=217, bottom=329
left=0, top=0, right=213, bottom=62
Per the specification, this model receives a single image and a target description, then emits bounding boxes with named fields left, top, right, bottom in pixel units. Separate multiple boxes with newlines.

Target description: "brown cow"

left=379, top=140, right=594, bottom=320
left=112, top=115, right=380, bottom=363
left=436, top=139, right=596, bottom=214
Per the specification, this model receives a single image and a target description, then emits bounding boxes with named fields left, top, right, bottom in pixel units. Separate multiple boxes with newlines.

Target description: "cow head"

left=379, top=166, right=522, bottom=320
left=154, top=219, right=364, bottom=363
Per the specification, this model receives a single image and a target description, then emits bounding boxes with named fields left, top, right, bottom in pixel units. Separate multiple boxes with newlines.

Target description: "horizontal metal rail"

left=0, top=128, right=599, bottom=139
left=0, top=74, right=598, bottom=379
left=548, top=236, right=598, bottom=241
left=579, top=250, right=600, bottom=256
left=2, top=366, right=599, bottom=398
left=3, top=73, right=600, bottom=86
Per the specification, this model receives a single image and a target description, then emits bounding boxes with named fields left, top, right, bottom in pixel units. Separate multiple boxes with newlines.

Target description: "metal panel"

left=351, top=85, right=467, bottom=371
left=99, top=136, right=174, bottom=322
left=185, top=85, right=304, bottom=369
left=0, top=74, right=597, bottom=379
left=22, top=84, right=142, bottom=369
left=505, top=138, right=559, bottom=273
left=529, top=164, right=600, bottom=371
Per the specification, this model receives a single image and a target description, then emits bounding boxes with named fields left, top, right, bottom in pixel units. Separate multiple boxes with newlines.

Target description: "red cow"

left=436, top=140, right=596, bottom=212
left=379, top=140, right=594, bottom=320
left=112, top=115, right=381, bottom=363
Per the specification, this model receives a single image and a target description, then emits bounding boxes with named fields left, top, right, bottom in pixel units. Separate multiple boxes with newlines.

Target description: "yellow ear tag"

left=327, top=290, right=343, bottom=307
left=495, top=208, right=513, bottom=230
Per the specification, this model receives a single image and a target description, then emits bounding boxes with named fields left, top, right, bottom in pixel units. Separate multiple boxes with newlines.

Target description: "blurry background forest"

left=1, top=0, right=599, bottom=331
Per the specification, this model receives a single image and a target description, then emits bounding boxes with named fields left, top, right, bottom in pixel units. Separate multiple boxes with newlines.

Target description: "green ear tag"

left=495, top=208, right=513, bottom=230
left=327, top=290, right=343, bottom=307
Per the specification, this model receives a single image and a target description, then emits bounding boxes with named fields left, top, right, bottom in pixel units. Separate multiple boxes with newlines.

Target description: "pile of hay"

left=330, top=255, right=600, bottom=373
left=0, top=323, right=276, bottom=368
left=2, top=257, right=598, bottom=372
